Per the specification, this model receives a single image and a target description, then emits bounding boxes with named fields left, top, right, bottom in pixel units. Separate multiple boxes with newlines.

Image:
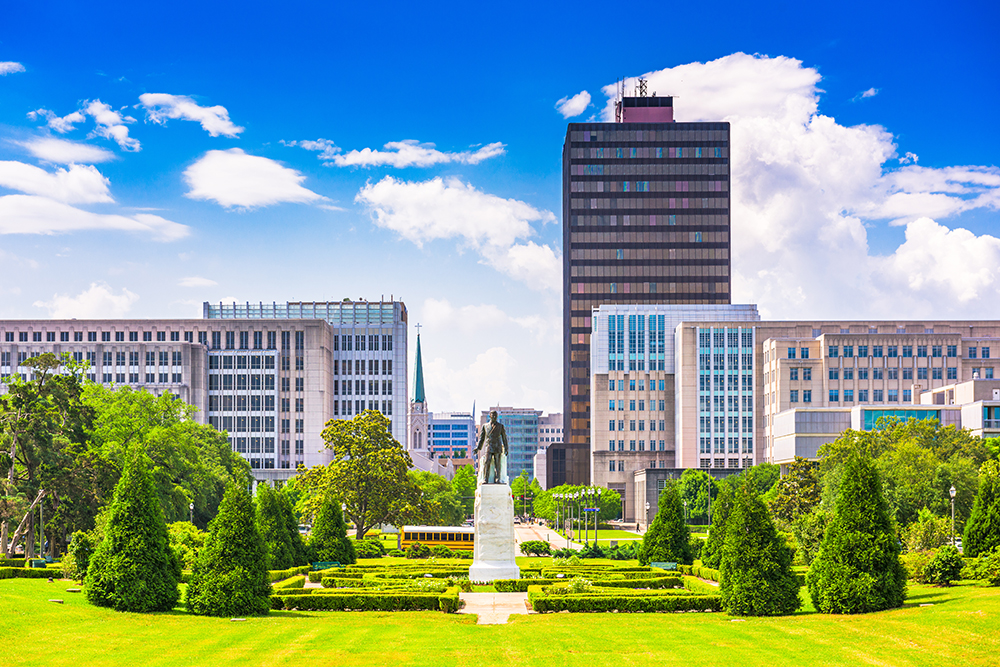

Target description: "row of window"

left=698, top=395, right=754, bottom=413
left=334, top=360, right=394, bottom=376
left=208, top=416, right=278, bottom=432
left=697, top=330, right=755, bottom=350
left=607, top=378, right=668, bottom=392
left=335, top=380, right=393, bottom=396
left=608, top=419, right=668, bottom=432
left=698, top=353, right=753, bottom=371
left=608, top=400, right=668, bottom=412
left=698, top=415, right=754, bottom=434
left=96, top=372, right=181, bottom=384
left=333, top=400, right=393, bottom=416
left=333, top=335, right=393, bottom=352
left=4, top=330, right=191, bottom=343
left=607, top=440, right=668, bottom=451
left=698, top=458, right=753, bottom=469
left=570, top=213, right=729, bottom=228
left=571, top=179, right=726, bottom=194
left=573, top=146, right=726, bottom=160
left=208, top=375, right=277, bottom=391
left=208, top=395, right=277, bottom=412
left=826, top=344, right=975, bottom=359
left=826, top=367, right=967, bottom=381
left=698, top=436, right=754, bottom=454
left=698, top=374, right=755, bottom=391
left=209, top=355, right=276, bottom=370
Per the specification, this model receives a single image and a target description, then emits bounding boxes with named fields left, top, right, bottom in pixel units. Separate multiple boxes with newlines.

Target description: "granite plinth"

left=469, top=483, right=520, bottom=583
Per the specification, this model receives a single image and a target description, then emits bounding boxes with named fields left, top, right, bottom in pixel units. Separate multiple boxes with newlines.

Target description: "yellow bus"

left=400, top=525, right=474, bottom=549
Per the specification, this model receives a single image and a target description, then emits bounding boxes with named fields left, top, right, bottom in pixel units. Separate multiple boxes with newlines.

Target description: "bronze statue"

left=475, top=410, right=509, bottom=484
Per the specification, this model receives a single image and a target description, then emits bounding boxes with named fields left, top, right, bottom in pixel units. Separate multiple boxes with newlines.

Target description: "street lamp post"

left=683, top=499, right=688, bottom=522
left=189, top=502, right=194, bottom=525
left=644, top=501, right=650, bottom=529
left=949, top=485, right=957, bottom=548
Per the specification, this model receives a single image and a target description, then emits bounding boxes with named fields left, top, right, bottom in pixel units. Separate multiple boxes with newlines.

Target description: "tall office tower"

left=562, top=93, right=732, bottom=466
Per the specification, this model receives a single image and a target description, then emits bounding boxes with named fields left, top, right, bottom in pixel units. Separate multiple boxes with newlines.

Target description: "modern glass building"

left=428, top=412, right=475, bottom=459
left=563, top=94, right=732, bottom=471
left=481, top=406, right=542, bottom=479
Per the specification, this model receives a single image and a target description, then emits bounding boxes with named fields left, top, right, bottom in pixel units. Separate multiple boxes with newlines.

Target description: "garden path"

left=458, top=592, right=532, bottom=625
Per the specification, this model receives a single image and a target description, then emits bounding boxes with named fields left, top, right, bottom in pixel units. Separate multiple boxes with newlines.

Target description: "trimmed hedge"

left=682, top=576, right=720, bottom=596
left=528, top=586, right=721, bottom=613
left=269, top=565, right=311, bottom=582
left=541, top=568, right=658, bottom=579
left=0, top=559, right=27, bottom=568
left=273, top=587, right=459, bottom=612
left=309, top=569, right=363, bottom=583
left=0, top=567, right=60, bottom=579
left=678, top=564, right=721, bottom=582
left=273, top=575, right=306, bottom=591
left=493, top=576, right=684, bottom=593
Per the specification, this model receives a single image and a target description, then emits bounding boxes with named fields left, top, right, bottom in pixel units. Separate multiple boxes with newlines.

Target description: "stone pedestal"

left=469, top=484, right=520, bottom=583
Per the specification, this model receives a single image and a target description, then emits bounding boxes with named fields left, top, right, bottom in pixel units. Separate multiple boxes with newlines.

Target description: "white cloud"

left=422, top=298, right=559, bottom=343
left=178, top=276, right=217, bottom=287
left=0, top=161, right=112, bottom=203
left=138, top=93, right=244, bottom=137
left=27, top=108, right=86, bottom=133
left=0, top=195, right=189, bottom=241
left=34, top=282, right=138, bottom=318
left=899, top=151, right=919, bottom=165
left=852, top=87, right=880, bottom=101
left=424, top=347, right=518, bottom=411
left=183, top=148, right=325, bottom=209
left=18, top=137, right=115, bottom=165
left=85, top=99, right=140, bottom=151
left=295, top=139, right=505, bottom=168
left=356, top=176, right=560, bottom=290
left=601, top=53, right=1000, bottom=319
left=0, top=62, right=25, bottom=75
left=555, top=90, right=591, bottom=118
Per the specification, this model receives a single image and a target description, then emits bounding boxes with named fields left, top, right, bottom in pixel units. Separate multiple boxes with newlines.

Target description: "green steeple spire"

left=413, top=332, right=425, bottom=403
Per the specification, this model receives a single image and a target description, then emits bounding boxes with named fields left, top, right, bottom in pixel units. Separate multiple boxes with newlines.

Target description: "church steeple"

left=413, top=331, right=425, bottom=404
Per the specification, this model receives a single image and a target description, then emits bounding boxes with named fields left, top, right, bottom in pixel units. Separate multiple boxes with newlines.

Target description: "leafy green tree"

left=301, top=410, right=422, bottom=539
left=451, top=465, right=477, bottom=517
left=278, top=491, right=309, bottom=566
left=678, top=469, right=716, bottom=524
left=533, top=485, right=621, bottom=528
left=310, top=490, right=356, bottom=564
left=964, top=460, right=1000, bottom=558
left=255, top=482, right=293, bottom=570
left=903, top=508, right=950, bottom=552
left=187, top=483, right=272, bottom=617
left=85, top=444, right=179, bottom=612
left=767, top=457, right=820, bottom=524
left=720, top=487, right=801, bottom=616
left=741, top=463, right=781, bottom=496
left=168, top=521, right=207, bottom=570
left=410, top=470, right=463, bottom=525
left=807, top=452, right=907, bottom=614
left=640, top=483, right=692, bottom=565
left=792, top=509, right=829, bottom=565
left=701, top=477, right=740, bottom=569
left=922, top=545, right=964, bottom=585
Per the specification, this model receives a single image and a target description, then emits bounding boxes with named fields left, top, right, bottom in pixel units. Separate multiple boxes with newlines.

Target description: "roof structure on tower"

left=413, top=333, right=425, bottom=403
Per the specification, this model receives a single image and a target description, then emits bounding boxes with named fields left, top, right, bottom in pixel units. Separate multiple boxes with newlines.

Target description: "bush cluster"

left=311, top=492, right=357, bottom=564
left=405, top=541, right=431, bottom=559
left=519, top=540, right=552, bottom=556
left=964, top=546, right=1000, bottom=585
left=921, top=546, right=964, bottom=585
left=354, top=539, right=384, bottom=559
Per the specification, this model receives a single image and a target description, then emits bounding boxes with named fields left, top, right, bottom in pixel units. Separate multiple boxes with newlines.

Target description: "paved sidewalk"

left=514, top=524, right=582, bottom=550
left=458, top=592, right=532, bottom=625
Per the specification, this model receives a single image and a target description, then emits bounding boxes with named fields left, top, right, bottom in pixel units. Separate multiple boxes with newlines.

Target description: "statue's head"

left=490, top=410, right=498, bottom=422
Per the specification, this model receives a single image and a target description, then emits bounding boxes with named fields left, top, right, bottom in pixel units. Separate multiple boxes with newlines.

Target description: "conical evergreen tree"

left=255, top=482, right=293, bottom=570
left=807, top=452, right=907, bottom=614
left=720, top=486, right=801, bottom=616
left=279, top=491, right=309, bottom=566
left=640, top=482, right=692, bottom=565
left=310, top=490, right=357, bottom=564
left=187, top=483, right=272, bottom=616
left=701, top=478, right=739, bottom=569
left=964, top=460, right=1000, bottom=558
left=85, top=444, right=179, bottom=612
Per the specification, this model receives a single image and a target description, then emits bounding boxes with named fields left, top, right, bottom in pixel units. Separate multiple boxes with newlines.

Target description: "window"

left=902, top=345, right=912, bottom=358
left=787, top=347, right=796, bottom=359
left=873, top=346, right=883, bottom=358
left=903, top=368, right=913, bottom=380
left=984, top=347, right=991, bottom=359
left=157, top=331, right=166, bottom=342
left=843, top=369, right=854, bottom=380
left=970, top=347, right=978, bottom=359
left=888, top=389, right=898, bottom=402
left=790, top=390, right=798, bottom=403
left=844, top=389, right=854, bottom=402
left=903, top=389, right=912, bottom=402
left=859, top=389, right=868, bottom=402
left=873, top=389, right=883, bottom=402
left=888, top=369, right=898, bottom=380
left=829, top=369, right=839, bottom=380
left=829, top=390, right=839, bottom=402
left=828, top=345, right=839, bottom=358
left=887, top=346, right=897, bottom=358
left=803, top=368, right=812, bottom=381
left=790, top=368, right=798, bottom=381
left=873, top=369, right=883, bottom=380
left=932, top=368, right=942, bottom=380
left=858, top=369, right=868, bottom=380
left=609, top=460, right=616, bottom=472
left=918, top=368, right=928, bottom=380
left=803, top=390, right=812, bottom=403
left=858, top=345, right=868, bottom=357
left=843, top=345, right=854, bottom=358
left=801, top=347, right=809, bottom=359
left=917, top=345, right=927, bottom=358
left=947, top=367, right=957, bottom=380
left=932, top=345, right=942, bottom=358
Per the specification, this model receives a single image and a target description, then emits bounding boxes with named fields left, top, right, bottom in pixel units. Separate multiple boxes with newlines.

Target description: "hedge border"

left=494, top=576, right=683, bottom=592
left=268, top=565, right=311, bottom=583
left=273, top=587, right=459, bottom=613
left=527, top=585, right=721, bottom=613
left=273, top=575, right=306, bottom=591
left=0, top=567, right=60, bottom=580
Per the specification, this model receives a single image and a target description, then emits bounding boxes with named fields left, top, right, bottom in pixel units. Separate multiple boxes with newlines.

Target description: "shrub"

left=279, top=492, right=310, bottom=566
left=63, top=531, right=94, bottom=581
left=719, top=487, right=801, bottom=616
left=901, top=551, right=934, bottom=582
left=273, top=588, right=459, bottom=612
left=970, top=547, right=1000, bottom=585
left=640, top=482, right=692, bottom=565
left=964, top=460, right=1000, bottom=558
left=187, top=483, right=272, bottom=617
left=904, top=508, right=951, bottom=552
left=386, top=548, right=405, bottom=557
left=167, top=521, right=206, bottom=571
left=310, top=491, right=357, bottom=564
left=922, top=546, right=964, bottom=585
left=792, top=510, right=829, bottom=566
left=688, top=536, right=704, bottom=562
left=85, top=445, right=179, bottom=612
left=520, top=540, right=552, bottom=556
left=0, top=567, right=61, bottom=579
left=807, top=452, right=907, bottom=614
left=527, top=588, right=721, bottom=613
left=552, top=554, right=582, bottom=566
left=406, top=541, right=431, bottom=559
left=255, top=483, right=294, bottom=571
left=272, top=575, right=306, bottom=590
left=430, top=545, right=453, bottom=558
left=701, top=479, right=738, bottom=569
left=354, top=540, right=384, bottom=559
left=565, top=576, right=592, bottom=593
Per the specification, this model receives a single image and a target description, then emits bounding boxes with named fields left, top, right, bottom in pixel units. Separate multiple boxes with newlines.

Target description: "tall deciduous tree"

left=640, top=482, right=692, bottom=565
left=310, top=490, right=356, bottom=564
left=85, top=444, right=179, bottom=612
left=678, top=468, right=716, bottom=524
left=720, top=487, right=801, bottom=616
left=766, top=456, right=820, bottom=524
left=410, top=470, right=463, bottom=526
left=451, top=465, right=477, bottom=517
left=255, top=482, right=293, bottom=570
left=187, top=483, right=271, bottom=617
left=306, top=410, right=421, bottom=539
left=964, top=460, right=1000, bottom=558
left=807, top=452, right=906, bottom=614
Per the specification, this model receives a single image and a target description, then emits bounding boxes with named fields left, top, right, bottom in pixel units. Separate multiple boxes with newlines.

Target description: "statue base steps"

left=469, top=484, right=520, bottom=583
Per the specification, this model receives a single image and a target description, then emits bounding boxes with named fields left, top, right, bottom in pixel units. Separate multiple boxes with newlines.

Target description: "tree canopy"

left=640, top=483, right=692, bottom=565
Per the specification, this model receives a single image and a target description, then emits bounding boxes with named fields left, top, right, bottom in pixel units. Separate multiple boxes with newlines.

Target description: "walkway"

left=458, top=592, right=531, bottom=624
left=514, top=524, right=582, bottom=550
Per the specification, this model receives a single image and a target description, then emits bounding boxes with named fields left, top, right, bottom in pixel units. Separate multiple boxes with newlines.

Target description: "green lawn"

left=3, top=577, right=998, bottom=666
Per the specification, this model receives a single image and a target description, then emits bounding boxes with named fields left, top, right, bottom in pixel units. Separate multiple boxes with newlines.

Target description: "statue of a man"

left=475, top=410, right=509, bottom=484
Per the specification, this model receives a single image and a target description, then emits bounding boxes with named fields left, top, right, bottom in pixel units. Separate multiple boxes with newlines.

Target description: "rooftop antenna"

left=614, top=77, right=624, bottom=123
left=637, top=77, right=647, bottom=98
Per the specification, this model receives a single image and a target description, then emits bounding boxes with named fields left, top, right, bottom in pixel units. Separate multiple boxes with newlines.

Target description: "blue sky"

left=0, top=0, right=997, bottom=415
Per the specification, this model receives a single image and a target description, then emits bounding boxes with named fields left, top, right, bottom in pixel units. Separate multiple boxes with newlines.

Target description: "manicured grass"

left=2, top=578, right=999, bottom=665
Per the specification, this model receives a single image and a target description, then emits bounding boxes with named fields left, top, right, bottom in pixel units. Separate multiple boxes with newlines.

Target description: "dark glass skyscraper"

left=562, top=96, right=732, bottom=463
